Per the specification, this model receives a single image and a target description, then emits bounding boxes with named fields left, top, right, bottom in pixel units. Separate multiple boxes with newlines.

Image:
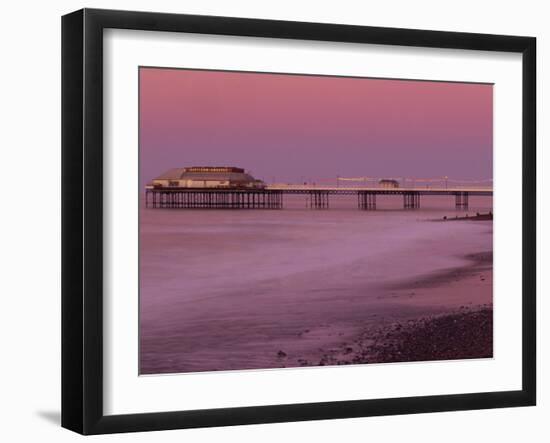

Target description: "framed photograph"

left=62, top=8, right=536, bottom=435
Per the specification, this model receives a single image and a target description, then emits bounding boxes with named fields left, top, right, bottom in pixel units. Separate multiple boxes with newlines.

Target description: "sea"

left=139, top=194, right=493, bottom=374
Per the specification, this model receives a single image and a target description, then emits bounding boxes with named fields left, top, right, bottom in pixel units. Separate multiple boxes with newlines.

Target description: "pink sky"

left=139, top=68, right=492, bottom=187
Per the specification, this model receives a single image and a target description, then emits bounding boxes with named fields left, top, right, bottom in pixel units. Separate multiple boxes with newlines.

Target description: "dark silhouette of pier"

left=146, top=189, right=284, bottom=209
left=145, top=185, right=491, bottom=210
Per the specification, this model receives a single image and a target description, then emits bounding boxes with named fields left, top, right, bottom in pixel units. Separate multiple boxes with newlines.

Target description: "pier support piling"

left=146, top=189, right=283, bottom=210
left=308, top=191, right=329, bottom=209
left=143, top=187, right=486, bottom=211
left=358, top=191, right=377, bottom=210
left=455, top=192, right=469, bottom=209
left=403, top=192, right=420, bottom=209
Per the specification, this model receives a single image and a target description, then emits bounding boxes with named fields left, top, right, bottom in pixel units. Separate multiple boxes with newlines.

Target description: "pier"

left=146, top=189, right=283, bottom=209
left=145, top=185, right=492, bottom=210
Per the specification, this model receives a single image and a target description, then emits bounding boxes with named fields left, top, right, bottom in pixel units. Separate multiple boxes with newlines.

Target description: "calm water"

left=139, top=194, right=492, bottom=374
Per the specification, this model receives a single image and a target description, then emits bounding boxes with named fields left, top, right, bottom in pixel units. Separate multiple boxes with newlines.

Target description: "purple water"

left=139, top=194, right=492, bottom=374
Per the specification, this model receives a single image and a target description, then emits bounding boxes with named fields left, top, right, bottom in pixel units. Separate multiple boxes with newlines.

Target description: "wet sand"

left=295, top=252, right=493, bottom=367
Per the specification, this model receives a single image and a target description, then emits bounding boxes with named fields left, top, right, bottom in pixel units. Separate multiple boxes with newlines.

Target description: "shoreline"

left=306, top=251, right=493, bottom=367
left=384, top=251, right=492, bottom=292
left=141, top=249, right=494, bottom=373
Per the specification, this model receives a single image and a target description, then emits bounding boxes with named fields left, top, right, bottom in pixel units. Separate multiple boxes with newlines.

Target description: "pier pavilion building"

left=379, top=179, right=400, bottom=189
left=150, top=166, right=265, bottom=189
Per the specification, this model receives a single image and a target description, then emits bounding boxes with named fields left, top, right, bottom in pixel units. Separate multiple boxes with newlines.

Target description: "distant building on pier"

left=149, top=166, right=265, bottom=189
left=379, top=179, right=400, bottom=189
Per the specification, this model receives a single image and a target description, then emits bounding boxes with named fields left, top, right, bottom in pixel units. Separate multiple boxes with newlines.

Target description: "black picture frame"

left=62, top=8, right=536, bottom=435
